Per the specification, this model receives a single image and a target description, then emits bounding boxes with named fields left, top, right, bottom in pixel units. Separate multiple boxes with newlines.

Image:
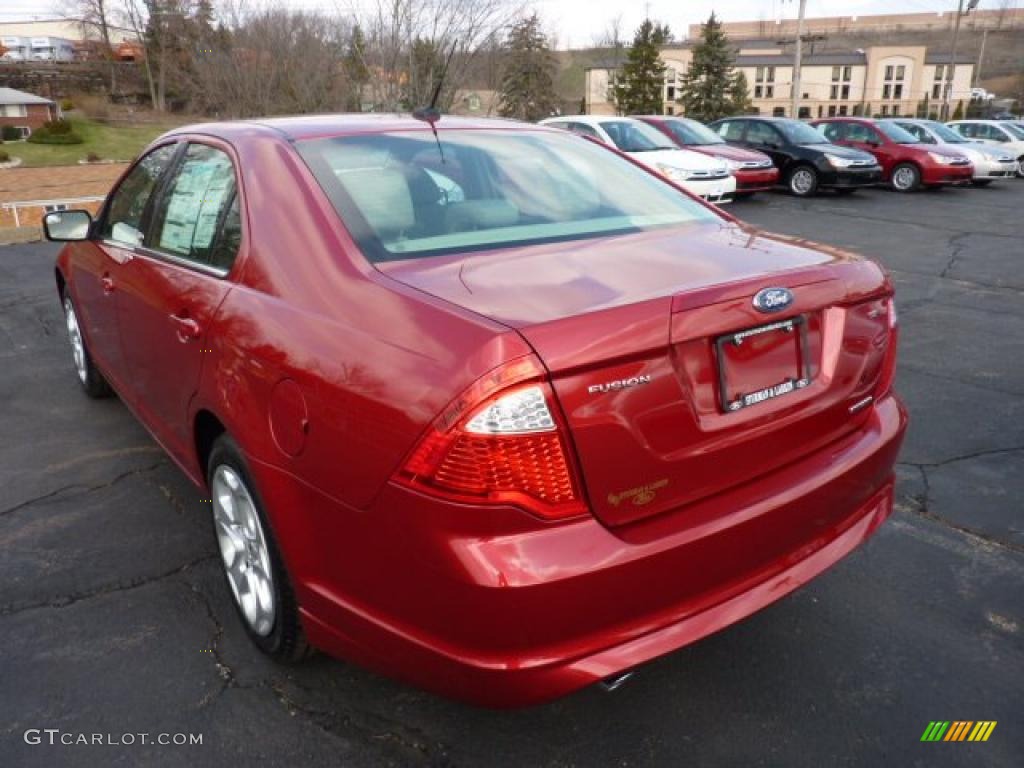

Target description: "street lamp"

left=941, top=0, right=981, bottom=121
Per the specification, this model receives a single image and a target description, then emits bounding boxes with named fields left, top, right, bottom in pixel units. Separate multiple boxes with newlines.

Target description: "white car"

left=540, top=115, right=736, bottom=204
left=945, top=120, right=1024, bottom=178
left=890, top=119, right=1019, bottom=185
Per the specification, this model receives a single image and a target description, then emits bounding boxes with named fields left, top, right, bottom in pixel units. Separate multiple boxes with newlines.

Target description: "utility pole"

left=942, top=0, right=980, bottom=120
left=973, top=28, right=987, bottom=88
left=790, top=0, right=807, bottom=118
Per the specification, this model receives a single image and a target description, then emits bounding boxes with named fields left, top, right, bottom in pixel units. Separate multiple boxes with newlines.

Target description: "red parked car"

left=636, top=115, right=780, bottom=197
left=43, top=115, right=906, bottom=707
left=812, top=117, right=973, bottom=192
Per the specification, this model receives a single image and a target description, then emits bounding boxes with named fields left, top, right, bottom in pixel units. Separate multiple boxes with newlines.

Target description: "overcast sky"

left=2, top=0, right=1010, bottom=49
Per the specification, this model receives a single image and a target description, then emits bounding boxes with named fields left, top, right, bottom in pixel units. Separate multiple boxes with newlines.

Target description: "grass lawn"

left=1, top=116, right=185, bottom=167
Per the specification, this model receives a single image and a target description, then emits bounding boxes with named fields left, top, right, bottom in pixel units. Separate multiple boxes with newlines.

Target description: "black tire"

left=62, top=292, right=112, bottom=398
left=786, top=165, right=819, bottom=197
left=208, top=434, right=312, bottom=663
left=890, top=162, right=921, bottom=192
left=970, top=179, right=993, bottom=187
left=834, top=188, right=858, bottom=196
left=1017, top=157, right=1024, bottom=179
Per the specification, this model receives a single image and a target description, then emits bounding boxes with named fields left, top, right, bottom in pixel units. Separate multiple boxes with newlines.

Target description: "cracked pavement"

left=2, top=181, right=1022, bottom=767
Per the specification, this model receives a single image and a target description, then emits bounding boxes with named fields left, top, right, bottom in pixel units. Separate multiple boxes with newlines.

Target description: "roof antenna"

left=413, top=41, right=457, bottom=163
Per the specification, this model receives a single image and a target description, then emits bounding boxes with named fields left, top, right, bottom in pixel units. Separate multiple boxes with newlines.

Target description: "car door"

left=74, top=142, right=180, bottom=387
left=843, top=122, right=891, bottom=173
left=115, top=140, right=243, bottom=465
left=743, top=121, right=789, bottom=169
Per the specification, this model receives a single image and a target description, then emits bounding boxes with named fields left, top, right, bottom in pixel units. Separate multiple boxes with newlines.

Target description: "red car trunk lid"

left=378, top=222, right=893, bottom=527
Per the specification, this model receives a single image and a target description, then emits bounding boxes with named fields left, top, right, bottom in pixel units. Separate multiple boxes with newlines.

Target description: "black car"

left=707, top=116, right=882, bottom=197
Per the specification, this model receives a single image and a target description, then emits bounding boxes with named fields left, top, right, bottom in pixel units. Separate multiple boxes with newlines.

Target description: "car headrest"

left=337, top=167, right=415, bottom=236
left=445, top=200, right=519, bottom=232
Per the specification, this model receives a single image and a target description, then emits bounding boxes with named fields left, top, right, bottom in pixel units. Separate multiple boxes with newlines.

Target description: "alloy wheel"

left=212, top=464, right=276, bottom=636
left=790, top=168, right=815, bottom=195
left=63, top=297, right=88, bottom=384
left=892, top=165, right=917, bottom=191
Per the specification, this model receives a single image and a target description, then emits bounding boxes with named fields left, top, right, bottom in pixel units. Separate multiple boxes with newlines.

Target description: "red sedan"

left=636, top=115, right=780, bottom=196
left=43, top=115, right=906, bottom=707
left=812, top=117, right=973, bottom=191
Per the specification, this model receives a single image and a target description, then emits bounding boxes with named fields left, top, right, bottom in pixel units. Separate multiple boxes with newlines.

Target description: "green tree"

left=611, top=19, right=669, bottom=115
left=678, top=13, right=747, bottom=121
left=951, top=99, right=965, bottom=120
left=728, top=70, right=753, bottom=115
left=498, top=14, right=558, bottom=121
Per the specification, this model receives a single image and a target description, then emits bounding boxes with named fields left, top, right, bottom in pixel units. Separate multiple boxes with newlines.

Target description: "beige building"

left=689, top=8, right=1024, bottom=40
left=0, top=19, right=137, bottom=46
left=585, top=44, right=974, bottom=120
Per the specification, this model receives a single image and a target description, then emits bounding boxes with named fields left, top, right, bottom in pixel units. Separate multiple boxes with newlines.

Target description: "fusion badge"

left=588, top=375, right=652, bottom=395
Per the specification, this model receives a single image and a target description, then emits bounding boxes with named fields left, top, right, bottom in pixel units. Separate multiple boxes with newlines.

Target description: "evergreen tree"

left=728, top=70, right=753, bottom=115
left=611, top=19, right=668, bottom=115
left=498, top=14, right=558, bottom=121
left=951, top=99, right=965, bottom=120
left=678, top=13, right=747, bottom=121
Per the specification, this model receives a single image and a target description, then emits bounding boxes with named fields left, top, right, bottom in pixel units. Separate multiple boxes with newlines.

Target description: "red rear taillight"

left=876, top=296, right=899, bottom=398
left=395, top=355, right=587, bottom=520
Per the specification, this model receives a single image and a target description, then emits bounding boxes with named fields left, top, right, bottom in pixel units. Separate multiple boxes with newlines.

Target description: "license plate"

left=715, top=316, right=812, bottom=413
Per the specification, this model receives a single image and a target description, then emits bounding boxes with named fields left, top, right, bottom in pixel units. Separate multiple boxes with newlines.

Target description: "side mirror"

left=43, top=209, right=92, bottom=242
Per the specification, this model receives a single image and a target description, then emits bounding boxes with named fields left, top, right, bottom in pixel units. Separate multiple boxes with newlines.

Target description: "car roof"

left=161, top=113, right=544, bottom=142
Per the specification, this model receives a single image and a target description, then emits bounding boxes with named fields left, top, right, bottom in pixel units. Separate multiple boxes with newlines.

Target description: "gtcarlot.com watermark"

left=24, top=729, right=202, bottom=746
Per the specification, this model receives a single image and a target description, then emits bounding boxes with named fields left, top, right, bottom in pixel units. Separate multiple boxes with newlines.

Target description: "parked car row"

left=542, top=114, right=1023, bottom=200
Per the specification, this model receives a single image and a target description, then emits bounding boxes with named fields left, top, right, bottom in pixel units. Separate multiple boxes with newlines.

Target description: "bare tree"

left=62, top=0, right=117, bottom=92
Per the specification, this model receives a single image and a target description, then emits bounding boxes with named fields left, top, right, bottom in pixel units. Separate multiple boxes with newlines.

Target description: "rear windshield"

left=298, top=129, right=718, bottom=262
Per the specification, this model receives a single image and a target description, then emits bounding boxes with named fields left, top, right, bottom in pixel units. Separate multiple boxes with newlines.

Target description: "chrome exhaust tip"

left=599, top=670, right=634, bottom=692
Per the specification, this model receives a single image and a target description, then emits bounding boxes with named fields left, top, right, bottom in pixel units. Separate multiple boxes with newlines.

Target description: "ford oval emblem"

left=752, top=287, right=793, bottom=313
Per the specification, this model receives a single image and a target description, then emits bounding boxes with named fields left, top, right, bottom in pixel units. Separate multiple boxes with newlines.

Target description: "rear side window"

left=101, top=143, right=179, bottom=246
left=150, top=143, right=241, bottom=272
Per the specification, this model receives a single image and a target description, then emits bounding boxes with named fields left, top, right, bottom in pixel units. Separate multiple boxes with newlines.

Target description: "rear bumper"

left=264, top=394, right=907, bottom=708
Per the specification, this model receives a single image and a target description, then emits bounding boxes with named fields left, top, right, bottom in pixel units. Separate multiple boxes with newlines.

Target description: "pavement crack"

left=271, top=683, right=448, bottom=762
left=0, top=462, right=165, bottom=518
left=940, top=232, right=969, bottom=279
left=897, top=458, right=1024, bottom=555
left=183, top=580, right=237, bottom=707
left=0, top=553, right=216, bottom=617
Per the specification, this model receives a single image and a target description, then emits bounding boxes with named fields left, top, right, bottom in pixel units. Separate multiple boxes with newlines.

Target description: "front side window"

left=746, top=121, right=781, bottom=145
left=298, top=129, right=719, bottom=262
left=715, top=120, right=745, bottom=141
left=775, top=119, right=828, bottom=144
left=101, top=143, right=179, bottom=246
left=846, top=123, right=882, bottom=143
left=150, top=143, right=241, bottom=271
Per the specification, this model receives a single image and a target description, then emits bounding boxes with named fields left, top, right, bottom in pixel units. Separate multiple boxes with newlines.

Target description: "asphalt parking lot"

left=2, top=181, right=1022, bottom=767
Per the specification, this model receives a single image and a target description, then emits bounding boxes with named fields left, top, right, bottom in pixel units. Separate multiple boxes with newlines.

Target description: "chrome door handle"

left=170, top=313, right=201, bottom=341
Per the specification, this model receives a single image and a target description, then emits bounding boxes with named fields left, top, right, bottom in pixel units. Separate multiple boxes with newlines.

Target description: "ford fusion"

left=44, top=115, right=906, bottom=707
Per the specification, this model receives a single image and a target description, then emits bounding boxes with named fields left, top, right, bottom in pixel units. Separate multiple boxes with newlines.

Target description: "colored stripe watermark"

left=921, top=721, right=997, bottom=742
